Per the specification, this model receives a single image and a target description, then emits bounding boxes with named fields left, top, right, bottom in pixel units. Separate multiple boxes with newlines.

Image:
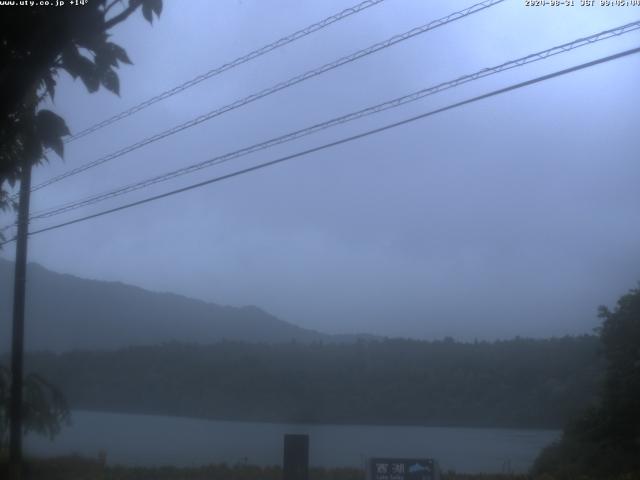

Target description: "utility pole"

left=9, top=156, right=33, bottom=479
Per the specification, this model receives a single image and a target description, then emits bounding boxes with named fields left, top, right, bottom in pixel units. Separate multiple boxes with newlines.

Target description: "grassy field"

left=0, top=455, right=534, bottom=480
left=2, top=455, right=640, bottom=480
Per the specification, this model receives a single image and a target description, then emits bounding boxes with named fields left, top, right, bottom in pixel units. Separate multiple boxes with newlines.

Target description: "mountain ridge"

left=0, top=258, right=371, bottom=352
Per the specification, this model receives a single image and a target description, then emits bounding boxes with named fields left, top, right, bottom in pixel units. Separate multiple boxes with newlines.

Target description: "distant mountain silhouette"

left=0, top=259, right=365, bottom=352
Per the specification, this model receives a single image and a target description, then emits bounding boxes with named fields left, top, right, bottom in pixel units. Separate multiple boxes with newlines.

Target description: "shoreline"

left=64, top=408, right=565, bottom=433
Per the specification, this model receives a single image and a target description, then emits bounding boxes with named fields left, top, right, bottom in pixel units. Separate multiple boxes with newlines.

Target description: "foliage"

left=0, top=455, right=542, bottom=480
left=532, top=286, right=640, bottom=479
left=4, top=454, right=640, bottom=480
left=0, top=365, right=70, bottom=449
left=0, top=0, right=163, bottom=220
left=19, top=335, right=601, bottom=429
left=598, top=287, right=640, bottom=449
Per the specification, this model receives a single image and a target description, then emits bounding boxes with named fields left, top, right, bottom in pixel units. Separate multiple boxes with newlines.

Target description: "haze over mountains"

left=0, top=259, right=367, bottom=352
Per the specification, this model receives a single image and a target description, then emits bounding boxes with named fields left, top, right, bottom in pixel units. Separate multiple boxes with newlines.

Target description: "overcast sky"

left=2, top=0, right=639, bottom=340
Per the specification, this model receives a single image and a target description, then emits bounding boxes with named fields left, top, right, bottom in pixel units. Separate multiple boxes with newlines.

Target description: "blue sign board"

left=370, top=458, right=439, bottom=480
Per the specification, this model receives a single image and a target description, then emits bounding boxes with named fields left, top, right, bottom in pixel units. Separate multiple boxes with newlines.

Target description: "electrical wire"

left=2, top=45, right=636, bottom=246
left=27, top=20, right=640, bottom=222
left=28, top=0, right=505, bottom=194
left=65, top=0, right=389, bottom=143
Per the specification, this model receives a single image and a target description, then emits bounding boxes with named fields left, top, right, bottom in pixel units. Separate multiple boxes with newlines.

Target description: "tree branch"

left=104, top=0, right=122, bottom=15
left=104, top=2, right=139, bottom=30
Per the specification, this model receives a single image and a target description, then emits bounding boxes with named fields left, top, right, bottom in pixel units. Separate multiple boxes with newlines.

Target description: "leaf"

left=79, top=66, right=100, bottom=93
left=105, top=42, right=132, bottom=65
left=76, top=32, right=107, bottom=52
left=43, top=75, right=56, bottom=101
left=94, top=46, right=119, bottom=70
left=150, top=0, right=162, bottom=17
left=100, top=68, right=120, bottom=96
left=31, top=142, right=44, bottom=164
left=62, top=45, right=100, bottom=93
left=47, top=137, right=64, bottom=158
left=36, top=110, right=70, bottom=159
left=141, top=0, right=161, bottom=23
left=142, top=3, right=152, bottom=23
left=36, top=110, right=70, bottom=138
left=72, top=4, right=107, bottom=49
left=61, top=46, right=82, bottom=79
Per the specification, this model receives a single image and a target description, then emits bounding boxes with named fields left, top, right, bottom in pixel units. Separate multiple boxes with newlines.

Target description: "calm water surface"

left=25, top=411, right=560, bottom=473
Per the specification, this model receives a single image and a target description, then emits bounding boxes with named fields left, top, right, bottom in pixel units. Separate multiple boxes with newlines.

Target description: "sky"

left=2, top=0, right=639, bottom=340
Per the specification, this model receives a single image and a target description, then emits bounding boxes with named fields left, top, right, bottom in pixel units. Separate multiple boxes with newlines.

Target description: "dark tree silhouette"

left=0, top=0, right=163, bottom=217
left=0, top=2, right=163, bottom=473
left=0, top=365, right=69, bottom=449
left=597, top=287, right=640, bottom=452
left=533, top=286, right=640, bottom=479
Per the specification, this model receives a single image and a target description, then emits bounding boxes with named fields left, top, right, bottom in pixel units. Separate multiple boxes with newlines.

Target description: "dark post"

left=283, top=434, right=309, bottom=480
left=9, top=160, right=33, bottom=479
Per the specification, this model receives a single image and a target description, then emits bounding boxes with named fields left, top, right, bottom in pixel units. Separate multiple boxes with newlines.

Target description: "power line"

left=65, top=0, right=388, bottom=143
left=27, top=20, right=640, bottom=222
left=28, top=0, right=505, bottom=194
left=3, top=45, right=636, bottom=246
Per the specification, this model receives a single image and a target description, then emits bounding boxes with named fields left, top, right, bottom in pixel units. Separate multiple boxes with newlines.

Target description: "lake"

left=25, top=411, right=560, bottom=473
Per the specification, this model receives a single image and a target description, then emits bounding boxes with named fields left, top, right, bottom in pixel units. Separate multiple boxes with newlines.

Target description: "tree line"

left=533, top=286, right=640, bottom=479
left=11, top=335, right=602, bottom=429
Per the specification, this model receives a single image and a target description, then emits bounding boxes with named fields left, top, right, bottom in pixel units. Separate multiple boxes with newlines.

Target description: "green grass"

left=2, top=455, right=640, bottom=480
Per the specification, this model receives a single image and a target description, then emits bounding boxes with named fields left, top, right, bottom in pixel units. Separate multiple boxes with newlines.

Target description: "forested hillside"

left=0, top=260, right=333, bottom=351
left=533, top=286, right=640, bottom=478
left=19, top=336, right=602, bottom=429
